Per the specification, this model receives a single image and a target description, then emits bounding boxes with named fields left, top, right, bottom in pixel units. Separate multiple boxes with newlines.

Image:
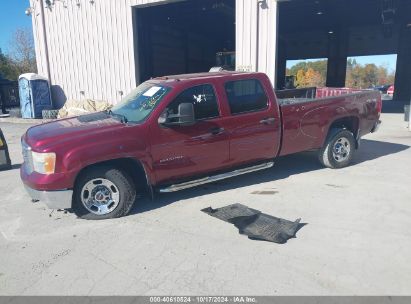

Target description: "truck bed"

left=277, top=89, right=381, bottom=156
left=277, top=87, right=368, bottom=106
left=278, top=98, right=316, bottom=106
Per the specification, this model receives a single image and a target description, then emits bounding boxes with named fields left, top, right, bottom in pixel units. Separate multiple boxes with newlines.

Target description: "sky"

left=287, top=54, right=398, bottom=73
left=0, top=0, right=33, bottom=53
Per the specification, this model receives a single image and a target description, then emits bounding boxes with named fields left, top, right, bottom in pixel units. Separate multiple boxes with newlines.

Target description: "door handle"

left=210, top=127, right=225, bottom=135
left=260, top=117, right=276, bottom=125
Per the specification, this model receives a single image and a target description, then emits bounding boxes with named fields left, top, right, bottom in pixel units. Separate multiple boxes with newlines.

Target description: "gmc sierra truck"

left=20, top=72, right=381, bottom=219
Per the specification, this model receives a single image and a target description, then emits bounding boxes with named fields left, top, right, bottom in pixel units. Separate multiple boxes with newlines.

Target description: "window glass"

left=167, top=84, right=219, bottom=120
left=111, top=82, right=170, bottom=123
left=225, top=79, right=268, bottom=114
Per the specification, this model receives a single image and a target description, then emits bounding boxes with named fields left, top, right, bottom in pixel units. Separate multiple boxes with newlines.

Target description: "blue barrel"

left=18, top=73, right=52, bottom=119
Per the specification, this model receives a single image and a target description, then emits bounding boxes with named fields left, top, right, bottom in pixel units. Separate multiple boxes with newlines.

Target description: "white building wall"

left=235, top=0, right=278, bottom=84
left=30, top=0, right=278, bottom=107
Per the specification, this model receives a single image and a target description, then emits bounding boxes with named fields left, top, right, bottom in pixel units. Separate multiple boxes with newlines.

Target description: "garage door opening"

left=134, top=0, right=235, bottom=82
left=345, top=54, right=397, bottom=100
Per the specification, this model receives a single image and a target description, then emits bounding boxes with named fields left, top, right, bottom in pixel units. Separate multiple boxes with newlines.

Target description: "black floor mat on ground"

left=201, top=203, right=306, bottom=244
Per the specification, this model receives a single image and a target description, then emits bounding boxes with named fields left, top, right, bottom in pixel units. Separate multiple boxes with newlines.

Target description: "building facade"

left=30, top=0, right=278, bottom=107
left=30, top=0, right=411, bottom=107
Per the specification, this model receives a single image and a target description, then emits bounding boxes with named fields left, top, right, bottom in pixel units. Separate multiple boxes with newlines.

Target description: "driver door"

left=149, top=84, right=229, bottom=184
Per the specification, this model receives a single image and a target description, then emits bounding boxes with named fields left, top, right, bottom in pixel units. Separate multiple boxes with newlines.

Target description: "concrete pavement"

left=0, top=113, right=410, bottom=295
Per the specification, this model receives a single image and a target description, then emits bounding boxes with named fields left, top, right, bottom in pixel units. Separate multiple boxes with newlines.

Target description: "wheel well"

left=75, top=158, right=149, bottom=193
left=329, top=116, right=359, bottom=137
left=326, top=116, right=360, bottom=149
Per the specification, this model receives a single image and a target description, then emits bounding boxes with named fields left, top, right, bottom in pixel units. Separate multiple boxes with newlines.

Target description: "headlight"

left=31, top=151, right=56, bottom=174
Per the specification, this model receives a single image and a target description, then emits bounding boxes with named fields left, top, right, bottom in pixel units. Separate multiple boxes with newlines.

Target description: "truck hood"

left=25, top=112, right=127, bottom=150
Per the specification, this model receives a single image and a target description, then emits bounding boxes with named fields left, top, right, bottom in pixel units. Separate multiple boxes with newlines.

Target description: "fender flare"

left=324, top=127, right=360, bottom=149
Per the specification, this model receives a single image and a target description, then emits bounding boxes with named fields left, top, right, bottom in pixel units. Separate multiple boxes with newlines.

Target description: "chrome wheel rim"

left=332, top=137, right=351, bottom=162
left=81, top=178, right=120, bottom=215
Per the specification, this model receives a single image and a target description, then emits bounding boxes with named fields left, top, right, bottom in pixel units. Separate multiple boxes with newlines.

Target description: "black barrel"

left=0, top=128, right=11, bottom=170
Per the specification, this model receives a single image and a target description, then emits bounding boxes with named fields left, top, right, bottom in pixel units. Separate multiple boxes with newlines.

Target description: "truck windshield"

left=110, top=82, right=170, bottom=123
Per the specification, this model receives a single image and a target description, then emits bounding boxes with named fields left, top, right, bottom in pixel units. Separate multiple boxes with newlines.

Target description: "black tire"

left=73, top=166, right=136, bottom=220
left=319, top=129, right=356, bottom=169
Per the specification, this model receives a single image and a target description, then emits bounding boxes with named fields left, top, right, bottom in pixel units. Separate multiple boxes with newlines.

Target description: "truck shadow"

left=131, top=139, right=409, bottom=215
left=353, top=139, right=410, bottom=164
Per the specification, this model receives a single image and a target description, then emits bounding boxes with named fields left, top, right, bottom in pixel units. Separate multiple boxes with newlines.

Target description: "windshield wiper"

left=105, top=109, right=128, bottom=123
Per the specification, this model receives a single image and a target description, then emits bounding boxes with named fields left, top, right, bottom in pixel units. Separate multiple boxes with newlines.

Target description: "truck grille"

left=21, top=139, right=34, bottom=174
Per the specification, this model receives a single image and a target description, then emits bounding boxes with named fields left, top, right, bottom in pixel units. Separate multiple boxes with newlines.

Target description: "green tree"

left=289, top=58, right=395, bottom=89
left=288, top=59, right=327, bottom=88
left=376, top=64, right=395, bottom=85
left=345, top=60, right=393, bottom=89
left=361, top=64, right=379, bottom=88
left=306, top=60, right=327, bottom=81
left=0, top=28, right=37, bottom=81
left=347, top=58, right=358, bottom=70
left=0, top=48, right=18, bottom=80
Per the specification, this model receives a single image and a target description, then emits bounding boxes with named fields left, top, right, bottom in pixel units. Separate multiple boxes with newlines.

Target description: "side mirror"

left=158, top=102, right=195, bottom=126
left=177, top=103, right=195, bottom=125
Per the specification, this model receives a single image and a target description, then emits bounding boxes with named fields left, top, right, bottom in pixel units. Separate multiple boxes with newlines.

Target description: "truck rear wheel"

left=319, top=129, right=355, bottom=169
left=73, top=166, right=136, bottom=220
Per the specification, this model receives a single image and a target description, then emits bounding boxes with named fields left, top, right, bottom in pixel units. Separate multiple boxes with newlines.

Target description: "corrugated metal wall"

left=235, top=0, right=278, bottom=84
left=30, top=0, right=278, bottom=107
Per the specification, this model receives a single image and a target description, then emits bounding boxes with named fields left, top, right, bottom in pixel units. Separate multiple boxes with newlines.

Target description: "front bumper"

left=371, top=120, right=382, bottom=133
left=24, top=184, right=73, bottom=210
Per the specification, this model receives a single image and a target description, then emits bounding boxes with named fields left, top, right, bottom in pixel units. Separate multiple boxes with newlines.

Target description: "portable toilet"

left=18, top=73, right=52, bottom=118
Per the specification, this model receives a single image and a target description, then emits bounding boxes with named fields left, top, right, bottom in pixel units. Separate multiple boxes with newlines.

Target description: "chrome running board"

left=159, top=162, right=274, bottom=193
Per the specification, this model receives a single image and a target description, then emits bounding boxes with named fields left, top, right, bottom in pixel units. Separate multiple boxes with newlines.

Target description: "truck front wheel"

left=319, top=129, right=356, bottom=169
left=73, top=166, right=136, bottom=220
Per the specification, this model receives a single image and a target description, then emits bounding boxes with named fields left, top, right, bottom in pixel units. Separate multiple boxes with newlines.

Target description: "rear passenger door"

left=223, top=78, right=281, bottom=165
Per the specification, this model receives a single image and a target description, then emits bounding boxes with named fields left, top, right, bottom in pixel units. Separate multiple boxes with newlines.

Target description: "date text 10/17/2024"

left=149, top=296, right=257, bottom=303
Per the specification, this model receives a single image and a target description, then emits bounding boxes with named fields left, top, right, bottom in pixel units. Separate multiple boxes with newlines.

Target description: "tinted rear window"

left=225, top=79, right=268, bottom=114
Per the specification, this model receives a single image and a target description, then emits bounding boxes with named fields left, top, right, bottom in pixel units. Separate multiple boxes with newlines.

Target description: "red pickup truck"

left=21, top=72, right=381, bottom=219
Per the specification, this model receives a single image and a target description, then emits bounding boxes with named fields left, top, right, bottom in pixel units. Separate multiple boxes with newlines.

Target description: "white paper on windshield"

left=143, top=86, right=162, bottom=97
